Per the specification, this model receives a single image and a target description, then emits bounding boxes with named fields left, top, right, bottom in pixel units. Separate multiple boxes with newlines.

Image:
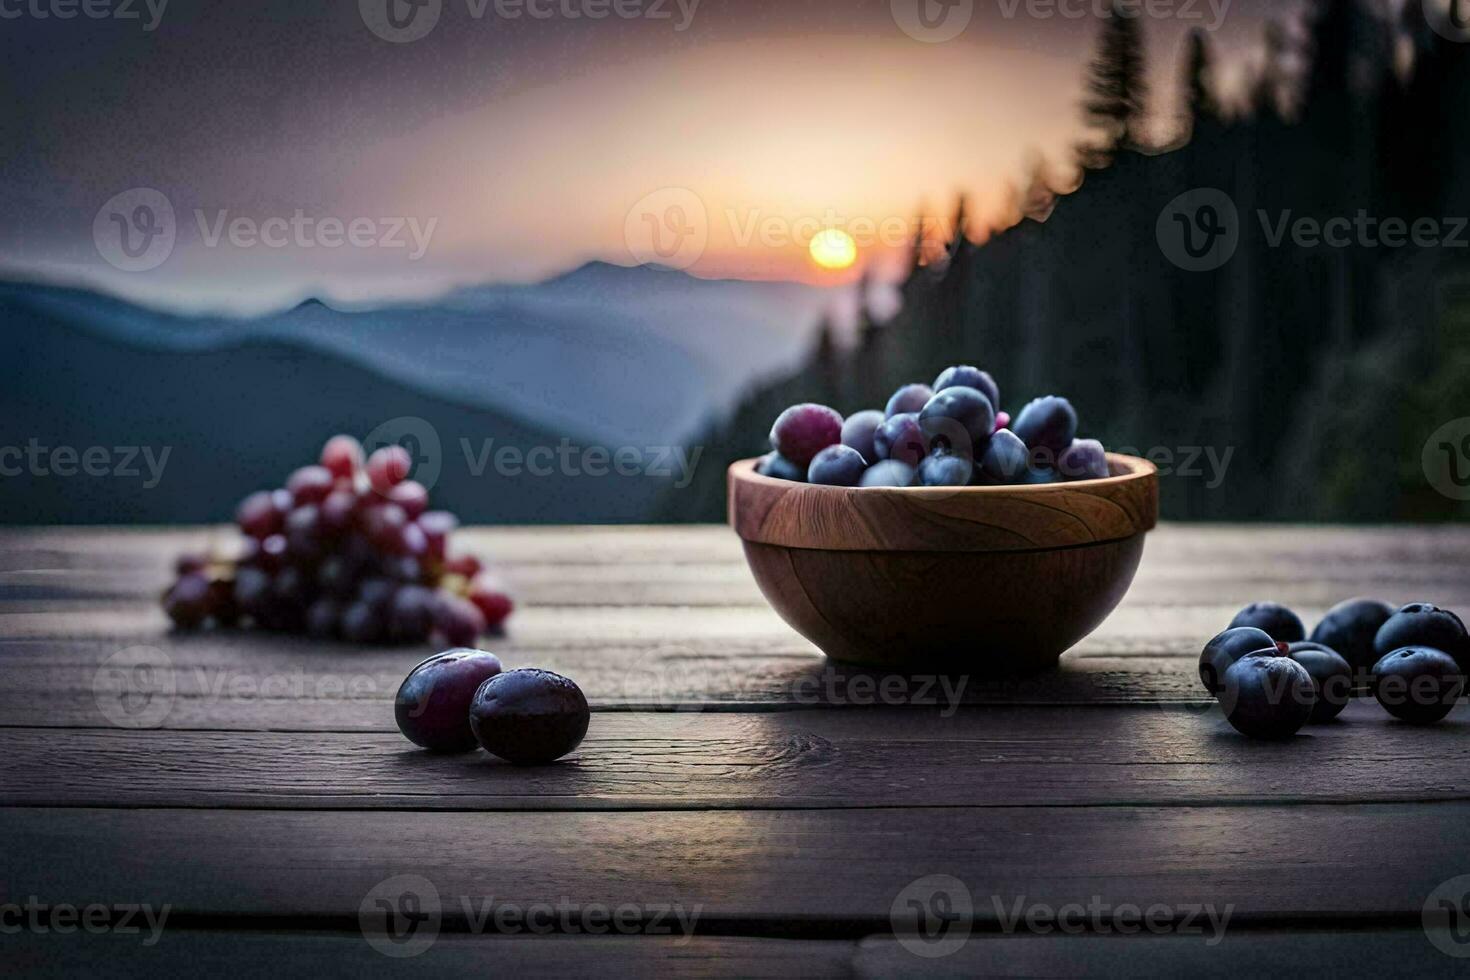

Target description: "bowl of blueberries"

left=728, top=365, right=1158, bottom=671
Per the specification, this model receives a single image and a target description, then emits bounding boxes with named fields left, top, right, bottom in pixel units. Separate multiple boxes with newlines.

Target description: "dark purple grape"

left=397, top=649, right=506, bottom=753
left=357, top=577, right=397, bottom=612
left=320, top=435, right=364, bottom=480
left=363, top=503, right=408, bottom=551
left=233, top=566, right=272, bottom=618
left=271, top=566, right=312, bottom=606
left=287, top=465, right=335, bottom=505
left=320, top=489, right=357, bottom=535
left=1229, top=602, right=1305, bottom=643
left=1057, top=439, right=1109, bottom=481
left=769, top=403, right=843, bottom=467
left=1220, top=654, right=1316, bottom=739
left=858, top=460, right=916, bottom=487
left=873, top=413, right=928, bottom=466
left=284, top=504, right=322, bottom=560
left=175, top=553, right=208, bottom=576
left=1011, top=396, right=1077, bottom=454
left=469, top=668, right=589, bottom=765
left=397, top=521, right=429, bottom=558
left=1198, top=626, right=1276, bottom=695
left=1285, top=641, right=1353, bottom=722
left=383, top=554, right=424, bottom=584
left=316, top=555, right=359, bottom=598
left=1372, top=647, right=1465, bottom=724
left=917, top=451, right=972, bottom=487
left=932, top=365, right=999, bottom=412
left=1374, top=603, right=1470, bottom=672
left=434, top=593, right=486, bottom=648
left=884, top=384, right=933, bottom=418
left=840, top=410, right=885, bottom=462
left=340, top=600, right=385, bottom=643
left=208, top=578, right=239, bottom=626
left=807, top=445, right=867, bottom=486
left=306, top=597, right=343, bottom=638
left=918, top=386, right=994, bottom=457
left=163, top=574, right=212, bottom=629
left=755, top=452, right=805, bottom=482
left=389, top=584, right=436, bottom=642
left=978, top=429, right=1029, bottom=484
left=1310, top=598, right=1395, bottom=686
left=258, top=534, right=289, bottom=572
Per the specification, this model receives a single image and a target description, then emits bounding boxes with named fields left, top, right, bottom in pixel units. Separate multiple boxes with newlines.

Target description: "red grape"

left=320, top=489, right=356, bottom=535
left=433, top=593, right=485, bottom=647
left=769, top=403, right=843, bottom=467
left=258, top=534, right=289, bottom=572
left=443, top=554, right=482, bottom=579
left=236, top=490, right=283, bottom=539
left=468, top=579, right=514, bottom=629
left=417, top=511, right=458, bottom=559
left=387, top=480, right=429, bottom=519
left=367, top=445, right=412, bottom=493
left=363, top=502, right=407, bottom=551
left=163, top=574, right=212, bottom=628
left=286, top=465, right=334, bottom=505
left=320, top=435, right=364, bottom=480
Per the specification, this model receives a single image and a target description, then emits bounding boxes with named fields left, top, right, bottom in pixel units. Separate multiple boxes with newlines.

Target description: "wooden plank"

left=6, top=933, right=855, bottom=979
left=852, top=931, right=1465, bottom=978
left=3, top=804, right=1464, bottom=922
left=4, top=701, right=1468, bottom=810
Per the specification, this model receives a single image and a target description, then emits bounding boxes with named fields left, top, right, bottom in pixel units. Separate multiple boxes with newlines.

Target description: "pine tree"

left=1079, top=1, right=1150, bottom=164
left=1182, top=29, right=1220, bottom=130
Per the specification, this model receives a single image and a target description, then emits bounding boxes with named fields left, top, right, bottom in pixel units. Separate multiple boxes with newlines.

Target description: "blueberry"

left=1309, top=597, right=1395, bottom=691
left=1373, top=603, right=1469, bottom=673
left=1285, top=641, right=1353, bottom=722
left=755, top=452, right=805, bottom=482
left=933, top=365, right=1000, bottom=412
left=1371, top=647, right=1465, bottom=724
left=1022, top=466, right=1061, bottom=485
left=858, top=460, right=917, bottom=487
left=884, top=384, right=933, bottom=419
left=918, top=386, right=995, bottom=457
left=1011, top=396, right=1077, bottom=454
left=917, top=451, right=973, bottom=487
left=1219, top=653, right=1316, bottom=739
left=469, top=668, right=590, bottom=765
left=1228, top=602, right=1305, bottom=643
left=808, top=444, right=868, bottom=486
left=1198, top=626, right=1276, bottom=694
left=977, top=429, right=1029, bottom=484
left=873, top=413, right=929, bottom=466
left=1056, top=439, right=1109, bottom=481
left=840, top=410, right=885, bottom=462
left=395, top=648, right=505, bottom=752
left=769, top=403, right=843, bottom=467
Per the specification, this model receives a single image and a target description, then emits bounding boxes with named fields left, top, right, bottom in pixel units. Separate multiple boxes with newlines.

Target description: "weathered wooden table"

left=3, top=524, right=1469, bottom=976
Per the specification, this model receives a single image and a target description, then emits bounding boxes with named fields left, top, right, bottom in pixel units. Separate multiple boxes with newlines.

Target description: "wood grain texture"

left=728, top=455, right=1158, bottom=552
left=742, top=535, right=1145, bottom=670
left=5, top=701, right=1468, bottom=810
left=4, top=803, right=1465, bottom=921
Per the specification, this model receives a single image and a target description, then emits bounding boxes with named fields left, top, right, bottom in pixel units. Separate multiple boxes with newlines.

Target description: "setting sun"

left=809, top=228, right=858, bottom=270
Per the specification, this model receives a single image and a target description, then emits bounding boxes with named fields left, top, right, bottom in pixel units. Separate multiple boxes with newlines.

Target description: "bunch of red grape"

left=162, top=434, right=513, bottom=646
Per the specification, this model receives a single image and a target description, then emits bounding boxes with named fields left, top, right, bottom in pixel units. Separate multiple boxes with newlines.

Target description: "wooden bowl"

left=728, top=454, right=1158, bottom=672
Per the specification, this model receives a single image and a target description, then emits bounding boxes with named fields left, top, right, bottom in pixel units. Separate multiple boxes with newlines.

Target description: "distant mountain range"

left=0, top=264, right=832, bottom=524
